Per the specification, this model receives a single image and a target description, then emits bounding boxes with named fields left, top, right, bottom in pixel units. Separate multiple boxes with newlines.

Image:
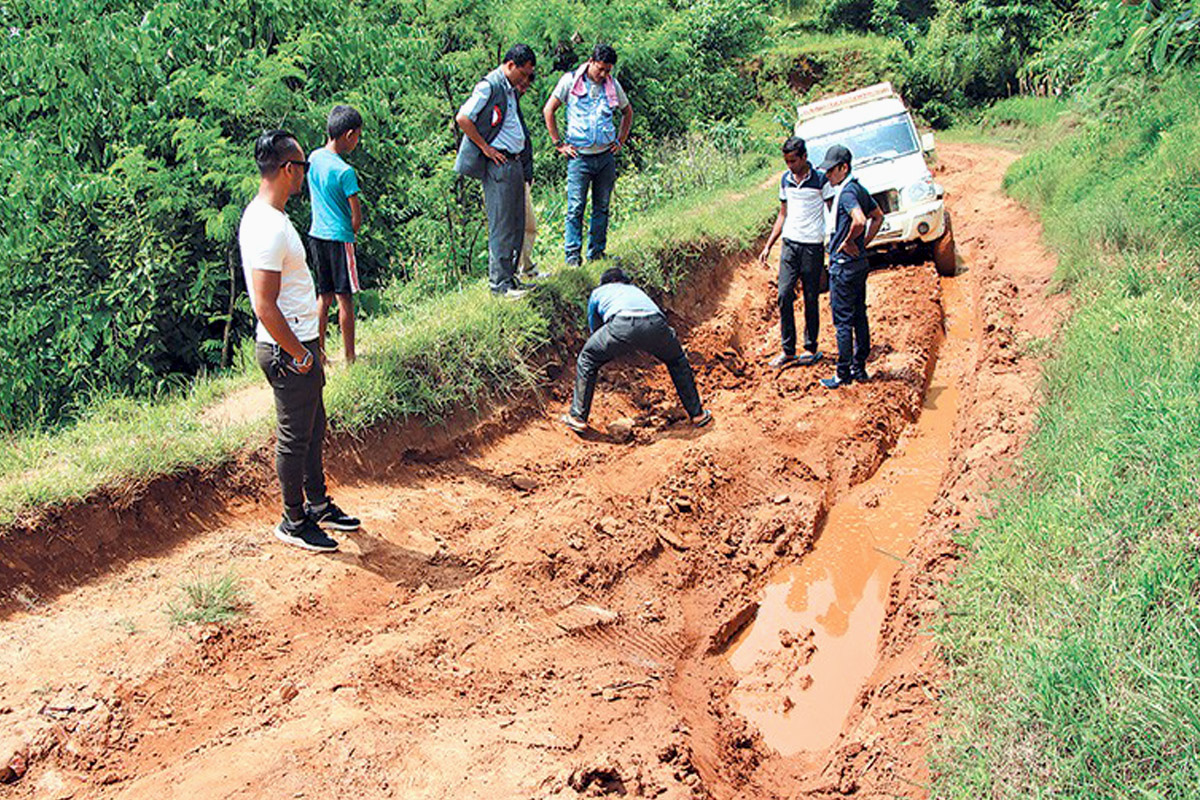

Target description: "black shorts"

left=308, top=236, right=360, bottom=295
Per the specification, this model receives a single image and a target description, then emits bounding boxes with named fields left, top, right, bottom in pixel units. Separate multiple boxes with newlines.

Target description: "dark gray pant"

left=483, top=156, right=526, bottom=293
left=829, top=264, right=870, bottom=380
left=779, top=239, right=824, bottom=356
left=570, top=313, right=704, bottom=421
left=256, top=340, right=328, bottom=522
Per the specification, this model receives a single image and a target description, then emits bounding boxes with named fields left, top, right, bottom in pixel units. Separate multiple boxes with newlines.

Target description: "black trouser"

left=255, top=340, right=328, bottom=522
left=570, top=313, right=704, bottom=421
left=779, top=239, right=824, bottom=356
left=829, top=263, right=871, bottom=380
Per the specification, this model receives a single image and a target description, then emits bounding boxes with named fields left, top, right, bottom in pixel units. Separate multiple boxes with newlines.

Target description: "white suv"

left=795, top=82, right=956, bottom=276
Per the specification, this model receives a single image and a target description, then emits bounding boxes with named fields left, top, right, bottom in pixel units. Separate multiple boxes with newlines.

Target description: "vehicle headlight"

left=903, top=177, right=936, bottom=207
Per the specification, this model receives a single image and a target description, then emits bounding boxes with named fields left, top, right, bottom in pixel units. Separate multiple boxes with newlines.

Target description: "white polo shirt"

left=779, top=167, right=834, bottom=245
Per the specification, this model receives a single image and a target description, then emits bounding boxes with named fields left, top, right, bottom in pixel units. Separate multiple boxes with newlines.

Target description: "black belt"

left=495, top=149, right=523, bottom=160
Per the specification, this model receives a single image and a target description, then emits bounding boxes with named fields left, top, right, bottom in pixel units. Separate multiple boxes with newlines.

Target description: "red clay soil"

left=0, top=143, right=1061, bottom=799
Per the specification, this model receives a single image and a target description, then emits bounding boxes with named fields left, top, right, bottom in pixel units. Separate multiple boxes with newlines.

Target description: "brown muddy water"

left=727, top=273, right=972, bottom=756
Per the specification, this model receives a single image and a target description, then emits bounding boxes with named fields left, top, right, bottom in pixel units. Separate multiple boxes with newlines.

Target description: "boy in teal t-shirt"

left=307, top=105, right=364, bottom=364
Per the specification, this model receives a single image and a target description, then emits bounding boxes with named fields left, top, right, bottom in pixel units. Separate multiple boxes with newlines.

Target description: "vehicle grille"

left=872, top=190, right=899, bottom=215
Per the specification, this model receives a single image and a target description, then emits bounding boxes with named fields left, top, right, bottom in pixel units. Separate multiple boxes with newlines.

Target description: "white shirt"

left=779, top=167, right=834, bottom=245
left=239, top=197, right=320, bottom=344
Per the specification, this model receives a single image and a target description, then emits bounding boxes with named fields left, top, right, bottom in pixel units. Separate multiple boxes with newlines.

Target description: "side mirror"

left=921, top=132, right=936, bottom=153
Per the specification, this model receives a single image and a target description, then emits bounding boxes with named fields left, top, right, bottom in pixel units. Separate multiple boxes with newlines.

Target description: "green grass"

left=168, top=571, right=247, bottom=626
left=753, top=31, right=909, bottom=114
left=939, top=95, right=1077, bottom=150
left=933, top=72, right=1200, bottom=797
left=0, top=155, right=777, bottom=526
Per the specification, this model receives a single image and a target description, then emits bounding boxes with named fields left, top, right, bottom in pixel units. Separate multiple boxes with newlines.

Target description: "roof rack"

left=796, top=82, right=898, bottom=124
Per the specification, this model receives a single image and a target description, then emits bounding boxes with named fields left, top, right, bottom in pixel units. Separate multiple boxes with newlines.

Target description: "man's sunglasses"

left=286, top=159, right=310, bottom=172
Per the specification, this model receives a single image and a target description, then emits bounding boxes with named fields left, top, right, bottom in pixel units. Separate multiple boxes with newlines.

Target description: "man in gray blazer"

left=455, top=44, right=537, bottom=299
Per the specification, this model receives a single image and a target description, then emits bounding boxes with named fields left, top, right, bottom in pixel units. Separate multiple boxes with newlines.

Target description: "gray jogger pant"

left=256, top=339, right=328, bottom=522
left=483, top=156, right=526, bottom=293
left=570, top=313, right=704, bottom=421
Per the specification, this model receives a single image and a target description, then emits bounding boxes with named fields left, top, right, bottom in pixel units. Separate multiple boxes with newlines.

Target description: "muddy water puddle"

left=728, top=274, right=972, bottom=756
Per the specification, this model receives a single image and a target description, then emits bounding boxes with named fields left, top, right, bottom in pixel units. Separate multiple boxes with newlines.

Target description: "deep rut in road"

left=0, top=144, right=1062, bottom=799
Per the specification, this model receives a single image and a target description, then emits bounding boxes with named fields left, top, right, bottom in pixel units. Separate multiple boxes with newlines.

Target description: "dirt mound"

left=0, top=144, right=1059, bottom=799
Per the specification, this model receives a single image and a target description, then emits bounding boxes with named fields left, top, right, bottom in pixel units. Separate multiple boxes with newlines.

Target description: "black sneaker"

left=306, top=500, right=361, bottom=531
left=275, top=516, right=339, bottom=552
left=851, top=368, right=871, bottom=383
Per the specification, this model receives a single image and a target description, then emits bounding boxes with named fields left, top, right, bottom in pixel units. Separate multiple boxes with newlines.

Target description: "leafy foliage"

left=0, top=0, right=765, bottom=432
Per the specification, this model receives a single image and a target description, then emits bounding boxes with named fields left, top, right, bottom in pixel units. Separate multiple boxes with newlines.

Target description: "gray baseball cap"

left=818, top=144, right=852, bottom=170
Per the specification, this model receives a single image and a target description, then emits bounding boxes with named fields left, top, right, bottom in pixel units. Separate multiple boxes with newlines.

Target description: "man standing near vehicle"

left=543, top=43, right=633, bottom=267
left=240, top=130, right=360, bottom=552
left=455, top=44, right=537, bottom=299
left=818, top=144, right=884, bottom=389
left=759, top=136, right=831, bottom=368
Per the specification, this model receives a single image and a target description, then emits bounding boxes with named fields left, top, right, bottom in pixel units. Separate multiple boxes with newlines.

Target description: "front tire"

left=932, top=212, right=957, bottom=277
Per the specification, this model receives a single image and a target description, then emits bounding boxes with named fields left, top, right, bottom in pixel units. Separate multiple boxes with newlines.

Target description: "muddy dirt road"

left=0, top=143, right=1061, bottom=799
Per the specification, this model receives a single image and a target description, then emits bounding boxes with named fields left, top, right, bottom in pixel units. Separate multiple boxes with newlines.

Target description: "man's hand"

left=609, top=139, right=624, bottom=155
left=289, top=348, right=314, bottom=375
left=556, top=142, right=578, bottom=159
left=759, top=245, right=773, bottom=268
left=840, top=241, right=861, bottom=259
left=483, top=144, right=507, bottom=165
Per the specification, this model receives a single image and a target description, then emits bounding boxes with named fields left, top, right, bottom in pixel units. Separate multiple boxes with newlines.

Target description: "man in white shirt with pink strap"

left=239, top=130, right=360, bottom=553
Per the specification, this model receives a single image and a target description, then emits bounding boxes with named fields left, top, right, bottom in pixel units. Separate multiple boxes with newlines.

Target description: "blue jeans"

left=829, top=262, right=870, bottom=380
left=565, top=151, right=616, bottom=263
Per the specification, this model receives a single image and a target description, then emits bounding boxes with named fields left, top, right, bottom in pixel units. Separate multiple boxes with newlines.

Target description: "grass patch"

left=933, top=72, right=1200, bottom=797
left=939, top=95, right=1077, bottom=150
left=750, top=31, right=909, bottom=123
left=0, top=151, right=777, bottom=525
left=167, top=571, right=247, bottom=627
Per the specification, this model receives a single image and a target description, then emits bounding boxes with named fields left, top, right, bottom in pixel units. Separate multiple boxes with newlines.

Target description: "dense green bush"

left=0, top=0, right=765, bottom=432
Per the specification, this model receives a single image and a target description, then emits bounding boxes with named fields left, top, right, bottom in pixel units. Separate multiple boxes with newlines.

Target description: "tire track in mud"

left=0, top=144, right=1056, bottom=800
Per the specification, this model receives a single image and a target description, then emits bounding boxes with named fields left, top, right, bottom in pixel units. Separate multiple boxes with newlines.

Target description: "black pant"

left=779, top=240, right=824, bottom=356
left=255, top=340, right=328, bottom=522
left=829, top=265, right=870, bottom=379
left=570, top=314, right=704, bottom=421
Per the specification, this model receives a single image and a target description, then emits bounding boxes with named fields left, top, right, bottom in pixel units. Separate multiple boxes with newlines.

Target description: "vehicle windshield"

left=806, top=113, right=919, bottom=170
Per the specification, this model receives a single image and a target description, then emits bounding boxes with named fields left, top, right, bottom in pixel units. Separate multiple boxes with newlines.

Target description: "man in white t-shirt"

left=758, top=136, right=834, bottom=368
left=239, top=129, right=360, bottom=553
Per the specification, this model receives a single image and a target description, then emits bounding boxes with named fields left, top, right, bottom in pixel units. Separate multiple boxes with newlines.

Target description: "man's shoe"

left=561, top=412, right=588, bottom=433
left=307, top=499, right=361, bottom=531
left=275, top=516, right=339, bottom=552
left=519, top=264, right=552, bottom=281
left=502, top=287, right=528, bottom=300
left=851, top=368, right=870, bottom=383
left=797, top=351, right=823, bottom=366
left=691, top=409, right=713, bottom=427
left=768, top=353, right=798, bottom=368
left=565, top=257, right=582, bottom=268
left=820, top=374, right=853, bottom=390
